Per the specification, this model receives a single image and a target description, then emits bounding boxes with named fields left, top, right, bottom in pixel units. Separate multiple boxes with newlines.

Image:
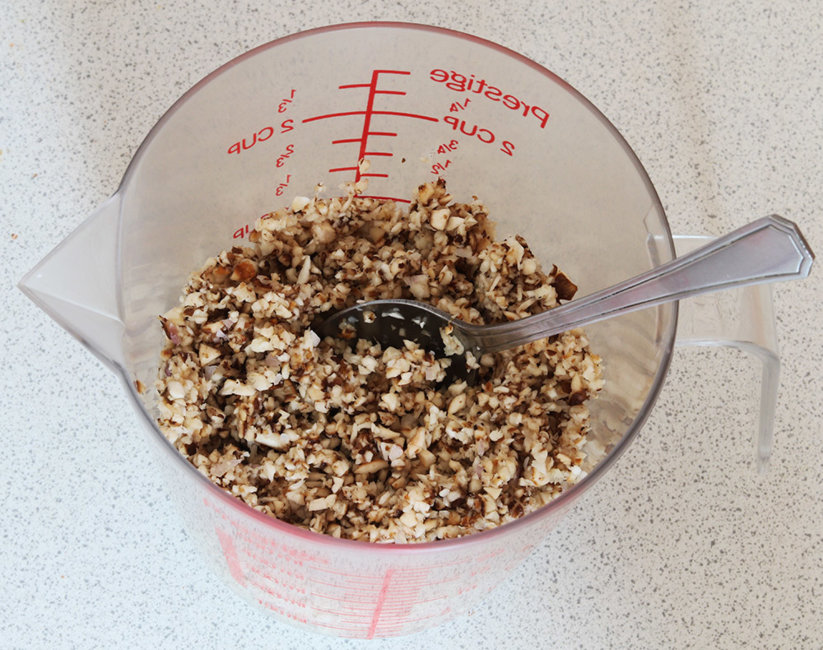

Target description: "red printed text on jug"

left=429, top=68, right=550, bottom=129
left=227, top=120, right=295, bottom=155
left=441, top=116, right=515, bottom=157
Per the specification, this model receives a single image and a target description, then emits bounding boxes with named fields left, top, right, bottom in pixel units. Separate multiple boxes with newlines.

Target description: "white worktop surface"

left=2, top=1, right=821, bottom=648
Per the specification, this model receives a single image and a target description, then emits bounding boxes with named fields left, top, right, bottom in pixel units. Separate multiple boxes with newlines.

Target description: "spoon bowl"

left=316, top=215, right=813, bottom=377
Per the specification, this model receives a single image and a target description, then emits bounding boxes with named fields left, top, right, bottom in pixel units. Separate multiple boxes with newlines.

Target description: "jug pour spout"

left=18, top=195, right=126, bottom=370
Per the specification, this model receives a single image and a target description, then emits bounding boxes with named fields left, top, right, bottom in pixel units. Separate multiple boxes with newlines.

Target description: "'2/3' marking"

left=276, top=144, right=294, bottom=167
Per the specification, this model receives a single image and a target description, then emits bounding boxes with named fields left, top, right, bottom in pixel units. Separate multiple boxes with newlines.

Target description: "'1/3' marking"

left=275, top=174, right=291, bottom=196
left=278, top=88, right=296, bottom=113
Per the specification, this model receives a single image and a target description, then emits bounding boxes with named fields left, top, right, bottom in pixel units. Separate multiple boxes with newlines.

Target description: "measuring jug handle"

left=18, top=195, right=126, bottom=369
left=554, top=216, right=811, bottom=470
left=673, top=234, right=782, bottom=471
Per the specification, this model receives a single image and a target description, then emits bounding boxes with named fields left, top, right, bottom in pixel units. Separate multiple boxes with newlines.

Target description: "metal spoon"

left=315, top=215, right=813, bottom=372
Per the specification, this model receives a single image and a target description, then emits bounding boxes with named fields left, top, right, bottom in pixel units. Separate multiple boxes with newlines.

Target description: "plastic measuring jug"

left=19, top=22, right=806, bottom=638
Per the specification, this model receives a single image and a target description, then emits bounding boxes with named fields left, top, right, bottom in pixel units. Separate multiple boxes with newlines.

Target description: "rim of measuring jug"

left=116, top=21, right=678, bottom=553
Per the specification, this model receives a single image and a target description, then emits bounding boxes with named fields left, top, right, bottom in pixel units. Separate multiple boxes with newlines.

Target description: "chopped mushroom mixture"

left=156, top=180, right=603, bottom=542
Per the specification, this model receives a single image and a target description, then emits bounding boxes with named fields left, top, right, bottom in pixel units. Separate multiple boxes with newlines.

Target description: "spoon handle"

left=468, top=215, right=814, bottom=353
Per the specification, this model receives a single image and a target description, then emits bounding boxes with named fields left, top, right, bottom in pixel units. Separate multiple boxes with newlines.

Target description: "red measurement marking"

left=449, top=97, right=471, bottom=112
left=305, top=578, right=362, bottom=590
left=383, top=609, right=453, bottom=624
left=215, top=528, right=245, bottom=586
left=431, top=160, right=452, bottom=175
left=257, top=599, right=308, bottom=624
left=227, top=126, right=275, bottom=154
left=304, top=70, right=438, bottom=186
left=303, top=110, right=368, bottom=122
left=275, top=143, right=294, bottom=167
left=308, top=590, right=431, bottom=605
left=311, top=622, right=372, bottom=633
left=367, top=568, right=394, bottom=640
left=308, top=570, right=430, bottom=585
left=332, top=132, right=399, bottom=145
left=338, top=84, right=406, bottom=95
left=303, top=567, right=390, bottom=580
left=246, top=572, right=306, bottom=595
left=364, top=600, right=434, bottom=612
left=375, top=613, right=447, bottom=632
left=303, top=109, right=437, bottom=124
left=438, top=139, right=459, bottom=154
left=310, top=592, right=383, bottom=604
left=278, top=89, right=297, bottom=112
left=326, top=168, right=388, bottom=178
left=310, top=604, right=382, bottom=616
left=275, top=174, right=291, bottom=196
left=233, top=223, right=253, bottom=239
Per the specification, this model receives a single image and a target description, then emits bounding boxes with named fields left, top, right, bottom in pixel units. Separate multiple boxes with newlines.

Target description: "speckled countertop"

left=2, top=1, right=821, bottom=648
